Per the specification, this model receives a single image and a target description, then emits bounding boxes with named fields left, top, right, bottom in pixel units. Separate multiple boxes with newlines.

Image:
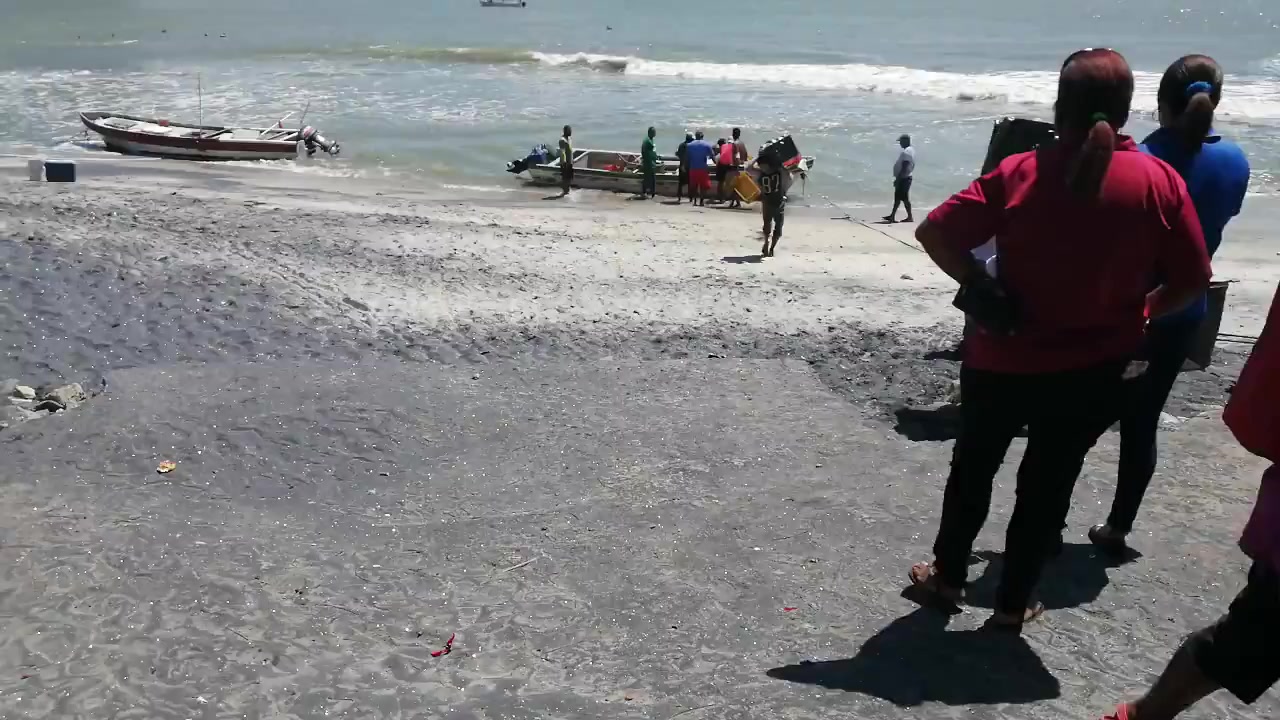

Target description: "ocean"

left=3, top=0, right=1279, bottom=206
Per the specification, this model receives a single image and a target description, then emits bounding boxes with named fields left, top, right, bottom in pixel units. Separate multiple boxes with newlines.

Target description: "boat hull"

left=522, top=149, right=814, bottom=199
left=81, top=112, right=301, bottom=162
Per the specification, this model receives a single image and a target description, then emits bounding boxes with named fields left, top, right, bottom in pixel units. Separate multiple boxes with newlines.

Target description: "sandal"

left=989, top=602, right=1045, bottom=629
left=908, top=562, right=964, bottom=608
left=1088, top=524, right=1129, bottom=556
left=1101, top=703, right=1132, bottom=720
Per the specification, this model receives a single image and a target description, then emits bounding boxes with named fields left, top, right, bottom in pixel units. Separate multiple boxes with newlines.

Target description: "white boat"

left=79, top=112, right=340, bottom=161
left=480, top=0, right=526, bottom=6
left=514, top=147, right=815, bottom=199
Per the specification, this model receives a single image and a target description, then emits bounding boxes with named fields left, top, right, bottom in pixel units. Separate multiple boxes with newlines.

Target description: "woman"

left=1089, top=55, right=1250, bottom=553
left=908, top=49, right=1211, bottom=626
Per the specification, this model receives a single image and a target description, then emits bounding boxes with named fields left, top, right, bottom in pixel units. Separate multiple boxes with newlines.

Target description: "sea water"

left=2, top=0, right=1278, bottom=206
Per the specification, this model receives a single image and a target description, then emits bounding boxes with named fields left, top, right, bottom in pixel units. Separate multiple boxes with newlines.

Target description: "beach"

left=1, top=158, right=1278, bottom=719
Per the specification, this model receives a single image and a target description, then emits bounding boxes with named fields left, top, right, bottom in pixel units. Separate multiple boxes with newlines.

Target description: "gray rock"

left=343, top=296, right=371, bottom=312
left=41, top=383, right=86, bottom=408
left=1159, top=412, right=1185, bottom=429
left=13, top=385, right=36, bottom=400
left=0, top=405, right=39, bottom=426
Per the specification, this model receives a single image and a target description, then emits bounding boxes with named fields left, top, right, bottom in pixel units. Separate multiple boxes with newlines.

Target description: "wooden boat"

left=519, top=148, right=815, bottom=199
left=79, top=112, right=340, bottom=161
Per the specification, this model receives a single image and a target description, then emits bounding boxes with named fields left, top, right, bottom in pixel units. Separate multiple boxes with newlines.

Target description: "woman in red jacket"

left=908, top=48, right=1211, bottom=626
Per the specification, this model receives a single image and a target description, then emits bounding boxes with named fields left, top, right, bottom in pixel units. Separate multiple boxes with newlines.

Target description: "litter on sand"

left=430, top=633, right=456, bottom=657
left=156, top=461, right=177, bottom=474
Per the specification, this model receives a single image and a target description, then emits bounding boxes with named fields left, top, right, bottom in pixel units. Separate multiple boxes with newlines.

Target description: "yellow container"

left=733, top=171, right=760, bottom=203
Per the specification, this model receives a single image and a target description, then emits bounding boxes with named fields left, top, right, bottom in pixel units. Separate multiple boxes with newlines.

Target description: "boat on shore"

left=79, top=112, right=341, bottom=161
left=507, top=146, right=814, bottom=199
left=480, top=0, right=526, bottom=7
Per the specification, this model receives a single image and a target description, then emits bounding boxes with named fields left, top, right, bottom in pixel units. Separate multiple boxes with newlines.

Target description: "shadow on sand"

left=722, top=254, right=764, bottom=264
left=767, top=607, right=1060, bottom=706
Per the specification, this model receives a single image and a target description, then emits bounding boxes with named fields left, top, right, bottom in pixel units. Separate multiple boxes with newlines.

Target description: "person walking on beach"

left=675, top=132, right=693, bottom=203
left=1088, top=54, right=1250, bottom=555
left=884, top=134, right=915, bottom=223
left=640, top=126, right=659, bottom=199
left=716, top=137, right=736, bottom=205
left=907, top=48, right=1210, bottom=626
left=1098, top=280, right=1280, bottom=720
left=558, top=125, right=574, bottom=197
left=758, top=157, right=791, bottom=257
left=685, top=131, right=716, bottom=207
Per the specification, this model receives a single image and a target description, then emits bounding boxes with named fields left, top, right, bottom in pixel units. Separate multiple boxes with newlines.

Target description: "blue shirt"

left=1140, top=128, right=1249, bottom=323
left=685, top=140, right=715, bottom=170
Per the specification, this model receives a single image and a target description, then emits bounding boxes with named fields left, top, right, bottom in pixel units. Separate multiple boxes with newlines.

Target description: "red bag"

left=1224, top=282, right=1280, bottom=462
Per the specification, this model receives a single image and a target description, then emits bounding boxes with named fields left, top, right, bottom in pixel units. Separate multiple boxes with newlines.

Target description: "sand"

left=0, top=157, right=1276, bottom=719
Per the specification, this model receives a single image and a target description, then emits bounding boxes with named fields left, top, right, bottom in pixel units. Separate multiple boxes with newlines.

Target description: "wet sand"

left=0, top=158, right=1275, bottom=719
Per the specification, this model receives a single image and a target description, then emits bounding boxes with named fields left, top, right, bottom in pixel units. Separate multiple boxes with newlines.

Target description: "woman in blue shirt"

left=1089, top=54, right=1250, bottom=553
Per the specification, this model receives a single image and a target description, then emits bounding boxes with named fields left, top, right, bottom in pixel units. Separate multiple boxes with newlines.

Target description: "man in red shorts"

left=684, top=131, right=716, bottom=207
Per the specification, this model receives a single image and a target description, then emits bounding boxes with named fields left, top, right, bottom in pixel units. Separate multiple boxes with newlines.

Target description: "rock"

left=41, top=383, right=86, bottom=408
left=900, top=274, right=914, bottom=280
left=0, top=405, right=39, bottom=426
left=13, top=385, right=36, bottom=400
left=1159, top=412, right=1185, bottom=429
left=343, top=296, right=371, bottom=312
left=32, top=399, right=65, bottom=413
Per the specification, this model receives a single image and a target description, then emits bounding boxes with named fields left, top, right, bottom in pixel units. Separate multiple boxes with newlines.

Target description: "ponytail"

left=1068, top=113, right=1115, bottom=197
left=1178, top=85, right=1216, bottom=151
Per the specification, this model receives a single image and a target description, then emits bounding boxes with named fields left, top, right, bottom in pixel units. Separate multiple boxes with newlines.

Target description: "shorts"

left=1186, top=562, right=1280, bottom=704
left=894, top=176, right=913, bottom=203
left=689, top=168, right=712, bottom=192
left=716, top=164, right=731, bottom=183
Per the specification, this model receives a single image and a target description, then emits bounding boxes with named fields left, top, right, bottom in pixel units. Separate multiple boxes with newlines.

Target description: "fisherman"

left=558, top=125, right=574, bottom=197
left=884, top=133, right=915, bottom=223
left=724, top=127, right=749, bottom=208
left=757, top=156, right=791, bottom=257
left=640, top=126, right=658, bottom=199
left=684, top=131, right=716, bottom=207
left=675, top=132, right=693, bottom=203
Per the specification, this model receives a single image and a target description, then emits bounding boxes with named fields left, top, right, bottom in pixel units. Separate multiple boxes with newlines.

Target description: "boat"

left=507, top=146, right=815, bottom=199
left=480, top=0, right=526, bottom=6
left=79, top=112, right=341, bottom=161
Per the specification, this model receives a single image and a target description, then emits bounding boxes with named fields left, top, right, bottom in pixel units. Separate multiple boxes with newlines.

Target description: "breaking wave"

left=281, top=46, right=1280, bottom=120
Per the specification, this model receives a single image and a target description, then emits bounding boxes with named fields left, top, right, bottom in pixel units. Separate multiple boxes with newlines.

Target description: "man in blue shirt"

left=684, top=131, right=716, bottom=207
left=1088, top=54, right=1250, bottom=554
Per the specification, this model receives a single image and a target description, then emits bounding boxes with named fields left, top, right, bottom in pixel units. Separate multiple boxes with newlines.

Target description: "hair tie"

left=1090, top=112, right=1109, bottom=124
left=1185, top=80, right=1213, bottom=97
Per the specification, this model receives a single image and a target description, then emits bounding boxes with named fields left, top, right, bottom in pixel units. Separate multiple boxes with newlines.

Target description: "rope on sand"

left=818, top=192, right=924, bottom=253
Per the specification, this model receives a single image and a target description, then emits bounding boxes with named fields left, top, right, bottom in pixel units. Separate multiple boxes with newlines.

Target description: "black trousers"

left=641, top=169, right=657, bottom=196
left=1106, top=317, right=1200, bottom=533
left=762, top=199, right=784, bottom=240
left=676, top=171, right=689, bottom=199
left=932, top=359, right=1126, bottom=613
left=1187, top=561, right=1280, bottom=704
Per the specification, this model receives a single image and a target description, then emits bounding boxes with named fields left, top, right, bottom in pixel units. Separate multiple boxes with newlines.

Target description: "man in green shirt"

left=639, top=126, right=658, bottom=199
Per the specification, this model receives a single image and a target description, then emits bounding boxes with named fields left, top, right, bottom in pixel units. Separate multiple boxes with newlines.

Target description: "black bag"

left=980, top=118, right=1057, bottom=174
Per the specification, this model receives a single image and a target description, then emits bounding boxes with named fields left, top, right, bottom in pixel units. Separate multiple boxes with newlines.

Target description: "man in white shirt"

left=884, top=134, right=915, bottom=223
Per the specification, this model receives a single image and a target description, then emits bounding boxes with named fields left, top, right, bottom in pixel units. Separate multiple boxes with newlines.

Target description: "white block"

left=27, top=158, right=44, bottom=182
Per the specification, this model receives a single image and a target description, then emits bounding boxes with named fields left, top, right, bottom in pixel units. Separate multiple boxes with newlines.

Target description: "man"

left=675, top=132, right=693, bottom=203
left=558, top=125, right=574, bottom=197
left=727, top=127, right=749, bottom=208
left=684, top=131, right=716, bottom=207
left=640, top=126, right=658, bottom=199
left=884, top=133, right=915, bottom=223
left=1100, top=281, right=1280, bottom=720
left=757, top=157, right=792, bottom=258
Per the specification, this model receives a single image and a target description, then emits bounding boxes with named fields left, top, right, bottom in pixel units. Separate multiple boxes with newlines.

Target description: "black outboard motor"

left=300, top=126, right=341, bottom=157
left=506, top=143, right=552, bottom=174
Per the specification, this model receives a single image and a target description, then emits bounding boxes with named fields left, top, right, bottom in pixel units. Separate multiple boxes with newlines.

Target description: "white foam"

left=528, top=52, right=1280, bottom=121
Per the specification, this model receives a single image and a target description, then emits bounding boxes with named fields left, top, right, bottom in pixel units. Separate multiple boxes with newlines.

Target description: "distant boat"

left=80, top=112, right=341, bottom=161
left=480, top=0, right=526, bottom=6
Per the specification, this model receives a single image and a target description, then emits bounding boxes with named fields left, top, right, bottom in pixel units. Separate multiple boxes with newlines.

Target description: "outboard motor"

left=507, top=143, right=551, bottom=174
left=300, top=126, right=341, bottom=157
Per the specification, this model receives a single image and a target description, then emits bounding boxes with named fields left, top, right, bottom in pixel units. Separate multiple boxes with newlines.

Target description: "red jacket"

left=1230, top=282, right=1280, bottom=569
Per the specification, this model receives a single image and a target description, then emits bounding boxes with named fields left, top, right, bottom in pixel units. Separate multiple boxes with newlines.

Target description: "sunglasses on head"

left=1062, top=47, right=1117, bottom=69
